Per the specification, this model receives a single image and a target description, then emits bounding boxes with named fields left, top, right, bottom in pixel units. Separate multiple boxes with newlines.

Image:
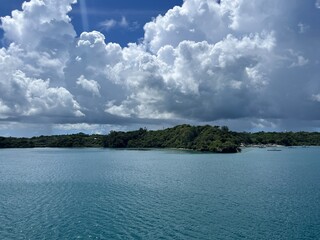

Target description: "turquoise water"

left=0, top=147, right=320, bottom=239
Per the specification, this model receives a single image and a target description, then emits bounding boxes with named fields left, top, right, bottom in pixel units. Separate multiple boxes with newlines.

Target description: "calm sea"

left=0, top=147, right=320, bottom=239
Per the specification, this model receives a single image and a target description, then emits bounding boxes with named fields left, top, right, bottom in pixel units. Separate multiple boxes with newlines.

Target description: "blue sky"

left=0, top=0, right=183, bottom=47
left=71, top=0, right=183, bottom=46
left=0, top=0, right=320, bottom=136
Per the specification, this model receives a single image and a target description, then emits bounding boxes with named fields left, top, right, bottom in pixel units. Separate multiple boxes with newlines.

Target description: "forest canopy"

left=1, top=125, right=320, bottom=153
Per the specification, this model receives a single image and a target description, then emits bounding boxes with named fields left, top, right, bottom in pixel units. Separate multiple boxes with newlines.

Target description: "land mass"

left=1, top=124, right=320, bottom=153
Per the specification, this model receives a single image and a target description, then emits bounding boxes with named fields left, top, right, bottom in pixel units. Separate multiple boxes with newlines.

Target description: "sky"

left=0, top=0, right=320, bottom=136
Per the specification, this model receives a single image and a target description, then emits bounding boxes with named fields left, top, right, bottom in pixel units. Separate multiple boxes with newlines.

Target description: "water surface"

left=0, top=147, right=320, bottom=239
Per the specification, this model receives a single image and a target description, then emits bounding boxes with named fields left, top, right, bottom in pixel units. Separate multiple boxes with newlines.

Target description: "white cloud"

left=119, top=16, right=129, bottom=28
left=103, top=32, right=275, bottom=121
left=1, top=0, right=76, bottom=50
left=0, top=70, right=83, bottom=119
left=76, top=75, right=101, bottom=96
left=0, top=100, right=11, bottom=119
left=312, top=94, right=320, bottom=102
left=291, top=55, right=309, bottom=67
left=54, top=123, right=100, bottom=131
left=143, top=0, right=280, bottom=53
left=100, top=19, right=117, bottom=31
left=0, top=0, right=320, bottom=133
left=100, top=16, right=133, bottom=31
left=287, top=50, right=309, bottom=68
left=298, top=22, right=310, bottom=34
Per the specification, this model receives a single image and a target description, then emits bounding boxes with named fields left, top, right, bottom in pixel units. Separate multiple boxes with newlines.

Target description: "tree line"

left=0, top=133, right=104, bottom=149
left=1, top=124, right=320, bottom=153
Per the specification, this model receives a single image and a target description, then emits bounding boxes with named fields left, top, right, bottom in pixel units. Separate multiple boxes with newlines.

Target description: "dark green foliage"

left=0, top=137, right=34, bottom=148
left=103, top=126, right=320, bottom=152
left=247, top=131, right=320, bottom=146
left=1, top=125, right=320, bottom=153
left=0, top=133, right=104, bottom=148
left=103, top=124, right=241, bottom=153
left=103, top=128, right=147, bottom=148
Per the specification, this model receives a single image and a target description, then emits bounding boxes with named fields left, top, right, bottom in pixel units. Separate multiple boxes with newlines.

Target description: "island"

left=1, top=124, right=320, bottom=153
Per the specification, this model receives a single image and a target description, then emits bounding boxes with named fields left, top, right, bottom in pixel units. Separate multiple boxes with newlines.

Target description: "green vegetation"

left=1, top=125, right=320, bottom=153
left=104, top=125, right=240, bottom=153
left=0, top=133, right=104, bottom=149
left=247, top=131, right=320, bottom=146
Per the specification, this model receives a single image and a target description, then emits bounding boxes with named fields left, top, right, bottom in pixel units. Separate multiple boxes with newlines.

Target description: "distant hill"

left=0, top=133, right=104, bottom=149
left=103, top=125, right=240, bottom=153
left=1, top=124, right=320, bottom=153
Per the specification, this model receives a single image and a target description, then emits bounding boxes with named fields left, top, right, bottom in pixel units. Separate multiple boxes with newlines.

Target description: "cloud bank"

left=1, top=0, right=320, bottom=134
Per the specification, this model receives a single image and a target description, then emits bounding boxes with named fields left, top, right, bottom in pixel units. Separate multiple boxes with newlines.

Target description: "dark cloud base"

left=0, top=0, right=320, bottom=136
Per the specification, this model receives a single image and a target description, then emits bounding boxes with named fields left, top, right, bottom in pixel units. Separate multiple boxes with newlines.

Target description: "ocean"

left=0, top=147, right=320, bottom=239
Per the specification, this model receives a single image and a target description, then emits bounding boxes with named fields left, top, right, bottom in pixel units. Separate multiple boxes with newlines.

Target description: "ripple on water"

left=1, top=148, right=320, bottom=239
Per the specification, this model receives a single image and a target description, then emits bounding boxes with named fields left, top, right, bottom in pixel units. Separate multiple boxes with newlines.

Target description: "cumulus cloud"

left=0, top=0, right=320, bottom=133
left=0, top=70, right=83, bottom=119
left=105, top=33, right=275, bottom=122
left=1, top=0, right=76, bottom=50
left=76, top=75, right=101, bottom=96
